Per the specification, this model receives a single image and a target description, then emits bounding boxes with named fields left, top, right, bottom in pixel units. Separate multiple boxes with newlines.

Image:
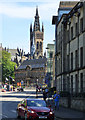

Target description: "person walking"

left=36, top=84, right=38, bottom=98
left=53, top=91, right=60, bottom=110
left=43, top=90, right=47, bottom=101
left=45, top=87, right=49, bottom=99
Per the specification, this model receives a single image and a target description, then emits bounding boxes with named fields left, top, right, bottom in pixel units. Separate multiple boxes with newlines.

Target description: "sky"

left=0, top=0, right=79, bottom=54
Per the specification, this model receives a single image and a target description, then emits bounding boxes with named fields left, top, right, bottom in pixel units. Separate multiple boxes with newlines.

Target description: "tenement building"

left=15, top=7, right=47, bottom=86
left=52, top=2, right=85, bottom=111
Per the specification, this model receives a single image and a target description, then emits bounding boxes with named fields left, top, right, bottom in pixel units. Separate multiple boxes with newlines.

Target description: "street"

left=0, top=88, right=59, bottom=120
left=0, top=88, right=37, bottom=119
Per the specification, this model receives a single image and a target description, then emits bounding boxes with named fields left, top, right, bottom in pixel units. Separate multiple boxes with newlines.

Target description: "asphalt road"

left=1, top=88, right=37, bottom=119
left=0, top=88, right=61, bottom=120
left=0, top=88, right=52, bottom=120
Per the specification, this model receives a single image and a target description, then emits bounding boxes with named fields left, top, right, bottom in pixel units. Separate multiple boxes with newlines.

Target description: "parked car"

left=16, top=98, right=54, bottom=120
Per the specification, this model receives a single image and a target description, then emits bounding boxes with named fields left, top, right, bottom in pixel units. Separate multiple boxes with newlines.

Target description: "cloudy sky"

left=0, top=0, right=79, bottom=53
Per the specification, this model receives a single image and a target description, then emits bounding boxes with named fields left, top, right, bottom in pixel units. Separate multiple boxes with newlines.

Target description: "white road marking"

left=0, top=114, right=8, bottom=118
left=11, top=110, right=16, bottom=113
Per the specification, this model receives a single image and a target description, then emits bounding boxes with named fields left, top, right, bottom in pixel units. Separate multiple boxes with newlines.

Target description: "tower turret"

left=30, top=6, right=44, bottom=59
left=30, top=23, right=32, bottom=32
left=30, top=23, right=33, bottom=54
left=42, top=22, right=44, bottom=32
left=34, top=6, right=40, bottom=31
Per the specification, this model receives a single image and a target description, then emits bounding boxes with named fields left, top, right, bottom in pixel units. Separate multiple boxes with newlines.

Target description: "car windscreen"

left=27, top=100, right=46, bottom=107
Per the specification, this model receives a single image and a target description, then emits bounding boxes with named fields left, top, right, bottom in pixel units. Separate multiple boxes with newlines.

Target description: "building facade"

left=52, top=2, right=85, bottom=111
left=46, top=44, right=55, bottom=88
left=53, top=2, right=85, bottom=94
left=52, top=1, right=78, bottom=88
left=15, top=58, right=47, bottom=86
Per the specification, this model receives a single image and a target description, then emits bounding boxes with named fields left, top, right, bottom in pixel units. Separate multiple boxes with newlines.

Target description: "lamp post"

left=46, top=47, right=51, bottom=87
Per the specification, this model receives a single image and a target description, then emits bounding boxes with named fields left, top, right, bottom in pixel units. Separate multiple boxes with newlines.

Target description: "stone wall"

left=71, top=98, right=85, bottom=112
left=60, top=97, right=85, bottom=112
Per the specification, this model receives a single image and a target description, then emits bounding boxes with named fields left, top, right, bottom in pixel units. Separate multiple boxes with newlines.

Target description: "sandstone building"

left=52, top=2, right=85, bottom=111
left=15, top=7, right=47, bottom=86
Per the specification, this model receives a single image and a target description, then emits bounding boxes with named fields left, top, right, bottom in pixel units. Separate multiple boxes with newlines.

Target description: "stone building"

left=52, top=2, right=85, bottom=111
left=52, top=1, right=78, bottom=85
left=15, top=57, right=47, bottom=86
left=15, top=7, right=47, bottom=86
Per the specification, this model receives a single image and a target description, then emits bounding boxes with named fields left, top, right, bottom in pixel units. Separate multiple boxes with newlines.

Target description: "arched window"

left=37, top=42, right=39, bottom=49
left=40, top=42, right=42, bottom=50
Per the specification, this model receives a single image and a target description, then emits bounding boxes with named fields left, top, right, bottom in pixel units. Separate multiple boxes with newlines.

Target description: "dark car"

left=16, top=98, right=54, bottom=120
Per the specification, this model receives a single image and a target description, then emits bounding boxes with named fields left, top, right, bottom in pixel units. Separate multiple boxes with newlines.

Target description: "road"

left=0, top=88, right=38, bottom=119
left=1, top=88, right=60, bottom=120
left=0, top=88, right=84, bottom=120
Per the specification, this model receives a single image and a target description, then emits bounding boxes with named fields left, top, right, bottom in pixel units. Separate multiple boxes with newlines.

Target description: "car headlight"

left=49, top=111, right=54, bottom=114
left=28, top=110, right=35, bottom=113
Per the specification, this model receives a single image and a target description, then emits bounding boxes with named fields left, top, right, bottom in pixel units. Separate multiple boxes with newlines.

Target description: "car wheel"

left=16, top=110, right=21, bottom=119
left=25, top=113, right=27, bottom=120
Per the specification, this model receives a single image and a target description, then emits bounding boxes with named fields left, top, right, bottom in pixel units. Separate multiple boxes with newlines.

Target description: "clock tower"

left=30, top=6, right=44, bottom=59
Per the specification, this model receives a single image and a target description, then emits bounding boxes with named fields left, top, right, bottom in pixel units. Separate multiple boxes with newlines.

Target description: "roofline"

left=57, top=14, right=67, bottom=26
left=63, top=2, right=83, bottom=23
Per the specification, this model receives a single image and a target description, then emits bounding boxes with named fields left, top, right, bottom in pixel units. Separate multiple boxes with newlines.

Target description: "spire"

left=34, top=6, right=40, bottom=31
left=30, top=23, right=32, bottom=32
left=42, top=22, right=44, bottom=32
left=36, top=6, right=39, bottom=16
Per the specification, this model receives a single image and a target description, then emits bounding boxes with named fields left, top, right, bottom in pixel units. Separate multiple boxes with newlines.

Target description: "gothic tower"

left=30, top=6, right=44, bottom=59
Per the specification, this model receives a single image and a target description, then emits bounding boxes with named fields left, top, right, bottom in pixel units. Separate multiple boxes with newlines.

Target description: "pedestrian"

left=43, top=90, right=47, bottom=101
left=45, top=87, right=48, bottom=99
left=53, top=91, right=60, bottom=110
left=36, top=84, right=38, bottom=98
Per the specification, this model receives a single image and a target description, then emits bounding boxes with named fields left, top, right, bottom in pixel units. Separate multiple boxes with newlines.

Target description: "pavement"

left=46, top=99, right=85, bottom=120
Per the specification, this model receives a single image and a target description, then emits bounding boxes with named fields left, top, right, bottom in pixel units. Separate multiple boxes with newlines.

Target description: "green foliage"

left=2, top=50, right=17, bottom=83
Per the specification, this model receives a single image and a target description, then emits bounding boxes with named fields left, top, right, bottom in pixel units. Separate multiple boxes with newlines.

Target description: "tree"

left=2, top=50, right=17, bottom=83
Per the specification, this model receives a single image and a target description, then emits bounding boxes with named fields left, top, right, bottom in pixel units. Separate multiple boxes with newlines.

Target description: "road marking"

left=0, top=114, right=8, bottom=118
left=11, top=110, right=16, bottom=113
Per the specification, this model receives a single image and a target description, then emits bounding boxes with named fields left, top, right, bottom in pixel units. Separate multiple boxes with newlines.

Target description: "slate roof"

left=17, top=57, right=47, bottom=70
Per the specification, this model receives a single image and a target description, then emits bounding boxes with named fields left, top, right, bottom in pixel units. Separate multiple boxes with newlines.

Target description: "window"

left=71, top=75, right=73, bottom=93
left=71, top=53, right=73, bottom=70
left=75, top=74, right=78, bottom=93
left=37, top=42, right=39, bottom=49
left=80, top=47, right=83, bottom=67
left=80, top=73, right=83, bottom=92
left=71, top=26, right=73, bottom=39
left=75, top=50, right=78, bottom=69
left=80, top=18, right=83, bottom=33
left=67, top=55, right=69, bottom=71
left=67, top=30, right=69, bottom=42
left=37, top=52, right=39, bottom=56
left=75, top=23, right=78, bottom=36
left=50, top=52, right=53, bottom=58
left=67, top=76, right=70, bottom=92
left=40, top=42, right=42, bottom=50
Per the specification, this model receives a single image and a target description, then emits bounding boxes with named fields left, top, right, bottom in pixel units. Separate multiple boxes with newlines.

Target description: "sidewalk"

left=47, top=99, right=85, bottom=120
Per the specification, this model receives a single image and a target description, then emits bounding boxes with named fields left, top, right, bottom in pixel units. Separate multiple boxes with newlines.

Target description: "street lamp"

left=46, top=47, right=51, bottom=87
